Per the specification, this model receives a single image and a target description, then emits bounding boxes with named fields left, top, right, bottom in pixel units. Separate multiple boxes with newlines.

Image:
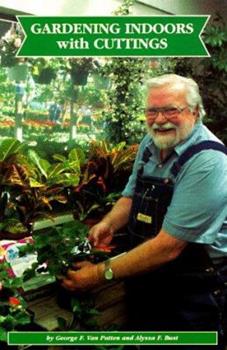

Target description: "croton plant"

left=0, top=138, right=84, bottom=238
left=0, top=138, right=137, bottom=238
left=0, top=137, right=137, bottom=341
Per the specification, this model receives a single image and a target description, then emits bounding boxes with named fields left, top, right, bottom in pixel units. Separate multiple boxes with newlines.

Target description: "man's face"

left=146, top=86, right=197, bottom=150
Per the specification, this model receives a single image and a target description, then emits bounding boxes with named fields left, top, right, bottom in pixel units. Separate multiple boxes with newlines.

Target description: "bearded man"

left=62, top=74, right=227, bottom=350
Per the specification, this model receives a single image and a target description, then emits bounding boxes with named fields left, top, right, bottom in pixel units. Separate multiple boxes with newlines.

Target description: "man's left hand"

left=61, top=261, right=102, bottom=292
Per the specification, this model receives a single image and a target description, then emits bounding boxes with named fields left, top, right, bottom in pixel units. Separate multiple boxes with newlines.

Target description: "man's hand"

left=61, top=261, right=102, bottom=292
left=88, top=222, right=114, bottom=247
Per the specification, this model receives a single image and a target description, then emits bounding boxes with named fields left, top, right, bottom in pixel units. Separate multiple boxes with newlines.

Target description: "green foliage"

left=25, top=109, right=48, bottom=121
left=0, top=137, right=136, bottom=238
left=174, top=15, right=227, bottom=144
left=31, top=58, right=62, bottom=84
left=113, top=0, right=135, bottom=15
left=20, top=220, right=112, bottom=334
left=102, top=57, right=148, bottom=144
left=28, top=147, right=83, bottom=187
left=0, top=23, right=23, bottom=67
left=72, top=140, right=137, bottom=221
left=95, top=0, right=145, bottom=144
left=22, top=221, right=89, bottom=277
left=0, top=261, right=31, bottom=341
left=76, top=85, right=107, bottom=109
left=70, top=296, right=100, bottom=330
left=0, top=138, right=85, bottom=237
left=0, top=138, right=24, bottom=161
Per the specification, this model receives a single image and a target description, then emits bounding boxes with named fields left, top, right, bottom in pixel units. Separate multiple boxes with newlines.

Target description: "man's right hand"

left=88, top=222, right=114, bottom=247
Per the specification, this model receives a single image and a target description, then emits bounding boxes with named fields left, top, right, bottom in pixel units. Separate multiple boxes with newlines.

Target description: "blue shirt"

left=122, top=122, right=227, bottom=258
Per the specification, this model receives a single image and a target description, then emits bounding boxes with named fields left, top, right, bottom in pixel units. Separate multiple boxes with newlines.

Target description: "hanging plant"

left=101, top=0, right=149, bottom=144
left=31, top=58, right=57, bottom=84
left=0, top=23, right=23, bottom=68
left=68, top=58, right=99, bottom=86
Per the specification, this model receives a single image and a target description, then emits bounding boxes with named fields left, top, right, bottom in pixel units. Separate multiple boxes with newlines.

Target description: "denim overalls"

left=125, top=141, right=227, bottom=350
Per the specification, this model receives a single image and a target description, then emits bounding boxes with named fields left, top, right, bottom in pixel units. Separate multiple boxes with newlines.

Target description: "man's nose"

left=154, top=112, right=166, bottom=124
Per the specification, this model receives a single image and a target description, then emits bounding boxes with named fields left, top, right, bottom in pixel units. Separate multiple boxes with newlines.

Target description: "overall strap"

left=171, top=141, right=227, bottom=177
left=142, top=145, right=153, bottom=163
left=138, top=145, right=153, bottom=175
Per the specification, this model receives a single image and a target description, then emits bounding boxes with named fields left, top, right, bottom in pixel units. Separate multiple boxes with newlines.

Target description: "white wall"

left=137, top=0, right=227, bottom=18
left=0, top=0, right=171, bottom=16
left=0, top=0, right=226, bottom=17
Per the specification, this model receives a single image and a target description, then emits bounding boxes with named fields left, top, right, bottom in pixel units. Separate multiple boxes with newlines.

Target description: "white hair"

left=146, top=74, right=205, bottom=120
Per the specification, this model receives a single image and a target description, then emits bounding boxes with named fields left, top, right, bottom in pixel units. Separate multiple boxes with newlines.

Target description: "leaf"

left=57, top=317, right=68, bottom=329
left=0, top=138, right=23, bottom=162
left=22, top=266, right=38, bottom=281
left=69, top=148, right=85, bottom=166
left=14, top=312, right=31, bottom=325
left=71, top=298, right=82, bottom=313
left=53, top=154, right=66, bottom=162
left=0, top=326, right=7, bottom=341
left=87, top=308, right=100, bottom=316
left=28, top=150, right=50, bottom=178
left=47, top=163, right=65, bottom=179
left=2, top=218, right=27, bottom=234
left=5, top=164, right=28, bottom=187
left=57, top=173, right=80, bottom=186
left=29, top=178, right=45, bottom=188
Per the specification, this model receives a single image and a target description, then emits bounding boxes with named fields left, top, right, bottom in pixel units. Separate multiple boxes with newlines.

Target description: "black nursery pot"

left=56, top=255, right=91, bottom=310
left=70, top=68, right=89, bottom=85
left=56, top=278, right=74, bottom=310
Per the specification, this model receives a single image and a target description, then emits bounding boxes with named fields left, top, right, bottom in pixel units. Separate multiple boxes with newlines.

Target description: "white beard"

left=148, top=121, right=194, bottom=150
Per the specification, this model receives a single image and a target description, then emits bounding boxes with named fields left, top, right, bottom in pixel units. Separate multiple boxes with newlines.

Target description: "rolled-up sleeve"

left=163, top=150, right=227, bottom=243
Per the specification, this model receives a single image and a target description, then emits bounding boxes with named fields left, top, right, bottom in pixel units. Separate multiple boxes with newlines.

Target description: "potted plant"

left=0, top=261, right=31, bottom=343
left=0, top=24, right=22, bottom=68
left=68, top=58, right=98, bottom=86
left=0, top=22, right=28, bottom=83
left=0, top=138, right=85, bottom=239
left=20, top=220, right=113, bottom=322
left=70, top=140, right=138, bottom=224
left=0, top=138, right=34, bottom=239
left=31, top=58, right=56, bottom=84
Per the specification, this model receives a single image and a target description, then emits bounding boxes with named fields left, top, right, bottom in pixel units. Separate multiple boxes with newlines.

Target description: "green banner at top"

left=17, top=16, right=210, bottom=57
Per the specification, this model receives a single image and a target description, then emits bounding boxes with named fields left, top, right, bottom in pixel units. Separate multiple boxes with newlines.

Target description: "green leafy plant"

left=0, top=23, right=23, bottom=67
left=31, top=58, right=60, bottom=84
left=68, top=58, right=99, bottom=86
left=0, top=138, right=37, bottom=237
left=71, top=141, right=137, bottom=221
left=0, top=138, right=86, bottom=237
left=98, top=0, right=147, bottom=144
left=10, top=147, right=85, bottom=233
left=174, top=15, right=227, bottom=144
left=21, top=221, right=91, bottom=277
left=102, top=57, right=147, bottom=144
left=82, top=140, right=138, bottom=192
left=28, top=147, right=83, bottom=187
left=0, top=261, right=31, bottom=341
left=20, top=220, right=113, bottom=331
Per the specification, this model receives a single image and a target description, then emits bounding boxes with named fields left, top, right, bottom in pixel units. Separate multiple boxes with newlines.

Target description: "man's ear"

left=193, top=106, right=199, bottom=118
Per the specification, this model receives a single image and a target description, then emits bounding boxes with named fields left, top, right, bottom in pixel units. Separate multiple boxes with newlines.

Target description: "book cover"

left=0, top=1, right=226, bottom=348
